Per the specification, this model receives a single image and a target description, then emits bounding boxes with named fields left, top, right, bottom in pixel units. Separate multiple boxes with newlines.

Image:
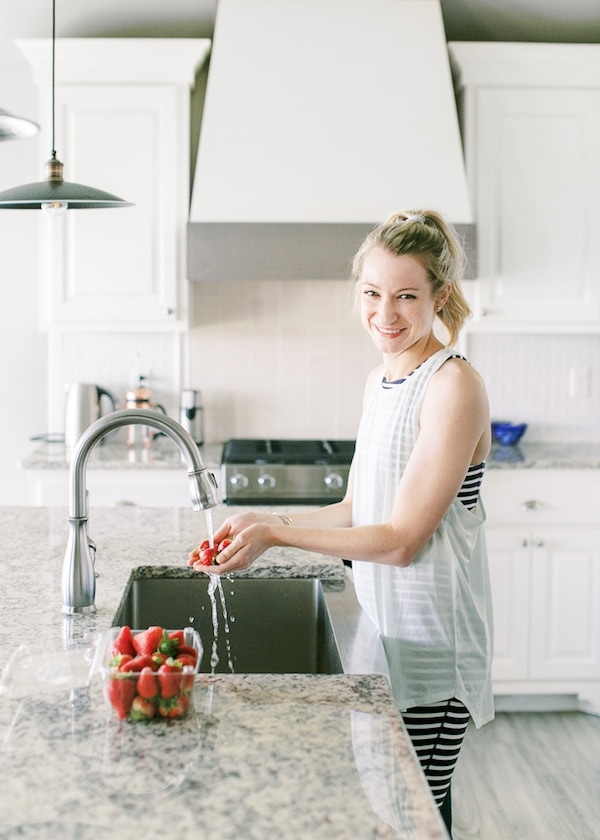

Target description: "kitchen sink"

left=112, top=575, right=343, bottom=675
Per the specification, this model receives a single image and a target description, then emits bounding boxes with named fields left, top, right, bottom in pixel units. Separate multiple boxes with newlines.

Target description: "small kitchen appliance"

left=64, top=383, right=117, bottom=450
left=179, top=389, right=204, bottom=445
left=125, top=376, right=166, bottom=447
left=221, top=439, right=355, bottom=505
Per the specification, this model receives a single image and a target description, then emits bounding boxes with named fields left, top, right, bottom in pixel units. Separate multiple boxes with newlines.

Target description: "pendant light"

left=0, top=0, right=132, bottom=214
left=0, top=109, right=39, bottom=141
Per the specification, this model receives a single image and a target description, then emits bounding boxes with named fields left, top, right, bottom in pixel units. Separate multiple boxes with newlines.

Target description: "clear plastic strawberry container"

left=99, top=626, right=203, bottom=722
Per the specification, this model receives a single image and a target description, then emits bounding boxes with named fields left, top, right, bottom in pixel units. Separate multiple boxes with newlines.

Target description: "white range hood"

left=188, top=0, right=474, bottom=281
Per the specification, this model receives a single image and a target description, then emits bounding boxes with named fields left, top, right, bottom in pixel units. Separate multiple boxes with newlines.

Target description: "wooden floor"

left=451, top=712, right=600, bottom=840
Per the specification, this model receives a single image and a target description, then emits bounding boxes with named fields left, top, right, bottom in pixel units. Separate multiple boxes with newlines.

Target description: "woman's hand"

left=187, top=512, right=276, bottom=575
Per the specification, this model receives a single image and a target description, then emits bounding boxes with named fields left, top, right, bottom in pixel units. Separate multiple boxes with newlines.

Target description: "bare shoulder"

left=433, top=355, right=487, bottom=397
left=423, top=354, right=490, bottom=424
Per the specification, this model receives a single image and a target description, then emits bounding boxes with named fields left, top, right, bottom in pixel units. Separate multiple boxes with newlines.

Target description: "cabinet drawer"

left=482, top=469, right=598, bottom=525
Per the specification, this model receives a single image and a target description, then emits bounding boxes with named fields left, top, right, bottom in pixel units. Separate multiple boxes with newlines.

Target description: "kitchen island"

left=0, top=506, right=446, bottom=839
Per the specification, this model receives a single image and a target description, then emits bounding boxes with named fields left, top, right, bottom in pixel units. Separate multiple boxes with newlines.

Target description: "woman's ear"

left=436, top=283, right=452, bottom=311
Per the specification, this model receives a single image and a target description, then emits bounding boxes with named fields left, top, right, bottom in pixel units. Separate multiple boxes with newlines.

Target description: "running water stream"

left=201, top=509, right=235, bottom=717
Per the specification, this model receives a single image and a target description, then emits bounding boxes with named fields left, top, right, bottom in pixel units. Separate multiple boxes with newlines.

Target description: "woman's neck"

left=383, top=336, right=444, bottom=381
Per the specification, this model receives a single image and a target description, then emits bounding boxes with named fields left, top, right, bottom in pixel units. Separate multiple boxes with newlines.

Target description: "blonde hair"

left=351, top=210, right=471, bottom=346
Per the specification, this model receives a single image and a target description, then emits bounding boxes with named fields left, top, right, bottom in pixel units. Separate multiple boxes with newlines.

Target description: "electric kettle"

left=64, top=383, right=117, bottom=449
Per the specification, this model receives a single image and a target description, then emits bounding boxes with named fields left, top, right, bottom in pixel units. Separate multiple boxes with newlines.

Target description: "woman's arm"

left=191, top=359, right=489, bottom=574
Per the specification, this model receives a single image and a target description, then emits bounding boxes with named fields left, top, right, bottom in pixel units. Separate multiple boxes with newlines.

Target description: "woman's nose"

left=380, top=299, right=398, bottom=324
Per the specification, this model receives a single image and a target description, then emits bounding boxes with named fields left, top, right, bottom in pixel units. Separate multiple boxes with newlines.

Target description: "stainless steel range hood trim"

left=187, top=222, right=476, bottom=282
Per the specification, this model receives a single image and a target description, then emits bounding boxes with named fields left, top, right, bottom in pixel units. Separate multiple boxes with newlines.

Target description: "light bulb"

left=42, top=200, right=68, bottom=217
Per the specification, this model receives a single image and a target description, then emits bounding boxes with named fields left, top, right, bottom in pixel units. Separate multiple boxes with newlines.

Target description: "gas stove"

left=220, top=439, right=355, bottom=504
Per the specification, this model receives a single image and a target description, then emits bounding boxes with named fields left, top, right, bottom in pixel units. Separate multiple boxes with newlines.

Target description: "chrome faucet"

left=62, top=408, right=220, bottom=615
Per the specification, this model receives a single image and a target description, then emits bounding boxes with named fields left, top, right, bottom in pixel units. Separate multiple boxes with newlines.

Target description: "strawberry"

left=132, top=626, right=165, bottom=657
left=110, top=653, right=133, bottom=669
left=120, top=654, right=156, bottom=673
left=137, top=666, right=159, bottom=699
left=129, top=695, right=156, bottom=721
left=157, top=630, right=181, bottom=658
left=158, top=693, right=189, bottom=718
left=112, top=625, right=136, bottom=657
left=167, top=630, right=185, bottom=648
left=176, top=644, right=198, bottom=664
left=217, top=538, right=233, bottom=553
left=106, top=674, right=136, bottom=720
left=152, top=652, right=168, bottom=668
left=198, top=546, right=218, bottom=566
left=175, top=654, right=197, bottom=669
left=157, top=659, right=183, bottom=698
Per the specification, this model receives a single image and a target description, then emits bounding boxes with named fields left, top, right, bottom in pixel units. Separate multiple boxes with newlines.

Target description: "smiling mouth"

left=375, top=325, right=405, bottom=337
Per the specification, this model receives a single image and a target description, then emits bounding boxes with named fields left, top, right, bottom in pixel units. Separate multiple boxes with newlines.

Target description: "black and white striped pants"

left=401, top=698, right=470, bottom=807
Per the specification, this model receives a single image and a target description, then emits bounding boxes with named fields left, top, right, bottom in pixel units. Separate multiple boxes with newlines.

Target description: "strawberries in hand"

left=195, top=537, right=234, bottom=566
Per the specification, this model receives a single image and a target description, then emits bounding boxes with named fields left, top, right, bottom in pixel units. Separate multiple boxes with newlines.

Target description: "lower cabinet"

left=484, top=471, right=600, bottom=714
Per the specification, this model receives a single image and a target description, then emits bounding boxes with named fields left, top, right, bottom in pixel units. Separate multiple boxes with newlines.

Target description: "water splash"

left=207, top=574, right=235, bottom=674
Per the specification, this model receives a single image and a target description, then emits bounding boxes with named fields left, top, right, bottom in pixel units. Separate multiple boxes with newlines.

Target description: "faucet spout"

left=62, top=408, right=220, bottom=615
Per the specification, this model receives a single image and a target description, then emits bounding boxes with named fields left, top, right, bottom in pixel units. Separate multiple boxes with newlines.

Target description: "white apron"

left=352, top=348, right=494, bottom=728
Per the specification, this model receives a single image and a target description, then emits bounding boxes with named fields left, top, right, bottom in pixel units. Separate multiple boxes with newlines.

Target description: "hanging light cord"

left=50, top=0, right=56, bottom=160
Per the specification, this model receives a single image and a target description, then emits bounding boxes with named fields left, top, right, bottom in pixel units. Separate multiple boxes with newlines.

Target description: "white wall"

left=0, top=60, right=48, bottom=505
left=2, top=54, right=599, bottom=507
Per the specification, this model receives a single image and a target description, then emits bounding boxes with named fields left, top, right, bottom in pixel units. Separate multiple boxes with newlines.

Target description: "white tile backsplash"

left=189, top=279, right=379, bottom=441
left=467, top=333, right=600, bottom=442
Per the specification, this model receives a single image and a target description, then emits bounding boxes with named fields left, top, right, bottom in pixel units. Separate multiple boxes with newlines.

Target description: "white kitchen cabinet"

left=18, top=39, right=210, bottom=331
left=25, top=468, right=196, bottom=508
left=449, top=43, right=600, bottom=333
left=483, top=469, right=600, bottom=714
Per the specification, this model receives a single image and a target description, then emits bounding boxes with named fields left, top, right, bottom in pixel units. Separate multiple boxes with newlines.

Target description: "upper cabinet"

left=450, top=43, right=600, bottom=333
left=18, top=39, right=210, bottom=331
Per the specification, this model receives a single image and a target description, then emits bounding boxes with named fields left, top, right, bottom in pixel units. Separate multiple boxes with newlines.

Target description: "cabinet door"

left=471, top=87, right=600, bottom=329
left=530, top=528, right=600, bottom=680
left=42, top=85, right=183, bottom=328
left=486, top=526, right=530, bottom=681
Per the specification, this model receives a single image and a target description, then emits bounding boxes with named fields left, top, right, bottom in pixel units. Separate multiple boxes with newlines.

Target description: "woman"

left=189, top=210, right=494, bottom=835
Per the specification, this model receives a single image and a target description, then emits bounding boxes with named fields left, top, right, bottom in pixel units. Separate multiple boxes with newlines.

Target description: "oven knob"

left=257, top=473, right=276, bottom=489
left=324, top=472, right=344, bottom=490
left=229, top=473, right=249, bottom=489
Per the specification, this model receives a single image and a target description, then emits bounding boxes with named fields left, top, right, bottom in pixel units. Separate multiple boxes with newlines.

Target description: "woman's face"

left=359, top=247, right=447, bottom=357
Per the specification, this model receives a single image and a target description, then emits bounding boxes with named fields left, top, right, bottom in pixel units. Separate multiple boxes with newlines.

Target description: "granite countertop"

left=21, top=436, right=600, bottom=471
left=19, top=432, right=223, bottom=471
left=0, top=506, right=446, bottom=840
left=487, top=441, right=600, bottom=469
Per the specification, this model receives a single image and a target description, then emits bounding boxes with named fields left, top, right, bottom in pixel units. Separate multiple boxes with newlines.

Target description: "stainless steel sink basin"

left=112, top=575, right=343, bottom=675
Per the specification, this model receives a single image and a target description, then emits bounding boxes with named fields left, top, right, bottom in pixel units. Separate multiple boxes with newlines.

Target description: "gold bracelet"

left=276, top=513, right=292, bottom=526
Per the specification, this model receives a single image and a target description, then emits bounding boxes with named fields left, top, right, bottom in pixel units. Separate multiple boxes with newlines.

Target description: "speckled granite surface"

left=21, top=437, right=600, bottom=471
left=19, top=433, right=223, bottom=471
left=0, top=507, right=446, bottom=839
left=488, top=441, right=600, bottom=468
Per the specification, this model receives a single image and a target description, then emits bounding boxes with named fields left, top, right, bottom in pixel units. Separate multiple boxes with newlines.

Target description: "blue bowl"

left=491, top=421, right=527, bottom=447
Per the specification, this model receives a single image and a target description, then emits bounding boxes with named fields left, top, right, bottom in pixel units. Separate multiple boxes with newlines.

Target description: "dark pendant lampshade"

left=0, top=0, right=132, bottom=213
